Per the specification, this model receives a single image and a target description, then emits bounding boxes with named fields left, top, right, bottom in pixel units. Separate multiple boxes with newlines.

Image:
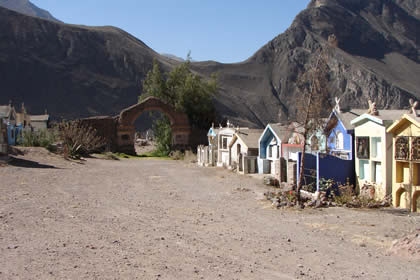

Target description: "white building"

left=228, top=129, right=263, bottom=174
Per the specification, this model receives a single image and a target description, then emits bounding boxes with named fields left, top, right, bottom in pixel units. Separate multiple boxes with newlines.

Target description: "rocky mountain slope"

left=0, top=0, right=59, bottom=22
left=191, top=0, right=420, bottom=126
left=0, top=0, right=419, bottom=127
left=0, top=6, right=176, bottom=119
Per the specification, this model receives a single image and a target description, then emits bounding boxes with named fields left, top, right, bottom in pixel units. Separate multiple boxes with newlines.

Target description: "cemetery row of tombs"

left=198, top=101, right=420, bottom=212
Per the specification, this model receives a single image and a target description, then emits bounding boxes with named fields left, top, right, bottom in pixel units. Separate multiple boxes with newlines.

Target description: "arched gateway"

left=116, top=97, right=191, bottom=154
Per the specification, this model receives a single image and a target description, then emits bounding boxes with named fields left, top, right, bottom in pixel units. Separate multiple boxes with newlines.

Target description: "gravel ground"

left=0, top=148, right=419, bottom=280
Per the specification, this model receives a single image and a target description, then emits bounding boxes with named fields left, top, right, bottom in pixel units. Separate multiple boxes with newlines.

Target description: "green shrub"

left=302, top=182, right=317, bottom=193
left=102, top=152, right=120, bottom=160
left=21, top=129, right=58, bottom=151
left=153, top=117, right=172, bottom=156
left=169, top=150, right=184, bottom=160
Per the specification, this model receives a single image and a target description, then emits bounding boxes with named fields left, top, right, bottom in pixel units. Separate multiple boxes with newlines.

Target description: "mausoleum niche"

left=356, top=137, right=370, bottom=159
left=335, top=131, right=344, bottom=149
left=310, top=135, right=319, bottom=151
left=395, top=136, right=410, bottom=160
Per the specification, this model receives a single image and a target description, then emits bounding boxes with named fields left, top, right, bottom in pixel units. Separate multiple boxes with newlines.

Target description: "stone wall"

left=287, top=161, right=297, bottom=185
left=0, top=120, right=8, bottom=156
left=79, top=116, right=118, bottom=152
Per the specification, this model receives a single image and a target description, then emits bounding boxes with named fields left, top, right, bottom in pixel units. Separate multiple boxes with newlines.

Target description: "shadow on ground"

left=8, top=157, right=58, bottom=169
left=379, top=208, right=418, bottom=216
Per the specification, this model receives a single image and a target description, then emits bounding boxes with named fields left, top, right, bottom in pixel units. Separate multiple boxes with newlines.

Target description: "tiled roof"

left=0, top=106, right=11, bottom=118
left=235, top=129, right=264, bottom=149
left=387, top=113, right=420, bottom=133
left=371, top=110, right=412, bottom=121
left=335, top=109, right=366, bottom=130
left=267, top=123, right=292, bottom=142
left=267, top=122, right=305, bottom=143
left=30, top=115, right=49, bottom=121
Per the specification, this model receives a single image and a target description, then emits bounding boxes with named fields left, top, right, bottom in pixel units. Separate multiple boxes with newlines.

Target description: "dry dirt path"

left=0, top=151, right=419, bottom=279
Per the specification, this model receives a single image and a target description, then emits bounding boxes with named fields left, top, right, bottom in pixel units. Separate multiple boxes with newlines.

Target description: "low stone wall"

left=242, top=156, right=258, bottom=174
left=197, top=145, right=217, bottom=167
left=0, top=120, right=8, bottom=157
left=79, top=116, right=119, bottom=152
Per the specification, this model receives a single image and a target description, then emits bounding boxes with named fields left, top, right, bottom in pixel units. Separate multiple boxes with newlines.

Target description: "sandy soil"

left=0, top=148, right=419, bottom=280
left=134, top=141, right=156, bottom=155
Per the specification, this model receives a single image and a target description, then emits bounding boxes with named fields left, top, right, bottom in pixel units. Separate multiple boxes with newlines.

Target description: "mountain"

left=191, top=0, right=420, bottom=126
left=161, top=53, right=185, bottom=62
left=0, top=6, right=176, bottom=119
left=0, top=0, right=419, bottom=127
left=0, top=0, right=59, bottom=22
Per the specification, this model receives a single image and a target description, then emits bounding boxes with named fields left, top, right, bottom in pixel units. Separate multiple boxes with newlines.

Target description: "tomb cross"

left=367, top=100, right=378, bottom=116
left=334, top=96, right=341, bottom=113
left=409, top=98, right=418, bottom=117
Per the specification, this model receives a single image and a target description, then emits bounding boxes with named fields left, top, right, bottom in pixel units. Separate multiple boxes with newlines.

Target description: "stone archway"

left=116, top=97, right=191, bottom=154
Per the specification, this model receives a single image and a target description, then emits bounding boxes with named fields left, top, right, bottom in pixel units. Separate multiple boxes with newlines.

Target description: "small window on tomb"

left=395, top=137, right=409, bottom=161
left=268, top=145, right=273, bottom=158
left=371, top=137, right=382, bottom=159
left=121, top=134, right=130, bottom=140
left=222, top=137, right=228, bottom=150
left=310, top=135, right=319, bottom=151
left=335, top=131, right=344, bottom=149
left=356, top=137, right=370, bottom=159
left=373, top=161, right=382, bottom=184
left=359, top=160, right=370, bottom=180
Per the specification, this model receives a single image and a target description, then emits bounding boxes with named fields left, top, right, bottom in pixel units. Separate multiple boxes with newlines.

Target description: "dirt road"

left=0, top=149, right=419, bottom=279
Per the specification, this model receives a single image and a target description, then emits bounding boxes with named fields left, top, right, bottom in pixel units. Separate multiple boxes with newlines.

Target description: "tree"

left=294, top=43, right=334, bottom=206
left=152, top=116, right=172, bottom=156
left=139, top=59, right=168, bottom=103
left=139, top=56, right=218, bottom=154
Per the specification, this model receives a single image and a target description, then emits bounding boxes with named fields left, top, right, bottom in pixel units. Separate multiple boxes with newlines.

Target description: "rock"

left=280, top=183, right=294, bottom=191
left=264, top=176, right=279, bottom=187
left=279, top=201, right=288, bottom=208
left=388, top=230, right=420, bottom=260
left=296, top=203, right=304, bottom=209
left=314, top=200, right=324, bottom=209
left=272, top=201, right=280, bottom=208
left=308, top=200, right=316, bottom=207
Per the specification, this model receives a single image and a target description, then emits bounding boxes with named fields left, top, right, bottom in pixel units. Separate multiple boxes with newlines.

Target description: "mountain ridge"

left=190, top=0, right=420, bottom=126
left=0, top=0, right=419, bottom=128
left=0, top=0, right=60, bottom=22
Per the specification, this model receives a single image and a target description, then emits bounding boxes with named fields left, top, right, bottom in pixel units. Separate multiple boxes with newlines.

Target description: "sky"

left=31, top=0, right=311, bottom=63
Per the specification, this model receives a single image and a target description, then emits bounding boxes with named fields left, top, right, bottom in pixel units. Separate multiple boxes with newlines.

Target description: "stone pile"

left=388, top=230, right=420, bottom=260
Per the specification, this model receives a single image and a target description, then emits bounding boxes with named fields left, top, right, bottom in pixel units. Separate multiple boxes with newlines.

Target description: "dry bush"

left=333, top=181, right=389, bottom=208
left=333, top=183, right=356, bottom=206
left=169, top=150, right=184, bottom=160
left=103, top=152, right=120, bottom=161
left=59, top=121, right=106, bottom=159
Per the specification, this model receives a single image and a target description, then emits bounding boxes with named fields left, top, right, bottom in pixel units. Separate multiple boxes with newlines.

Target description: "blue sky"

left=32, top=0, right=310, bottom=63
